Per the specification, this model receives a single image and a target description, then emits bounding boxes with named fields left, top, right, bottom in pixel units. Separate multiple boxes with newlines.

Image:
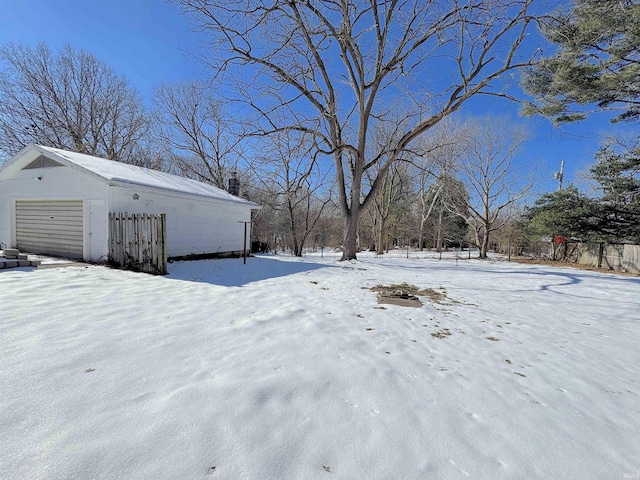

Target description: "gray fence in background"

left=566, top=243, right=640, bottom=274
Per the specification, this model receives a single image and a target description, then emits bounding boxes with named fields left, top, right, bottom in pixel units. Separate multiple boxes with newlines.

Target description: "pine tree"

left=590, top=139, right=640, bottom=242
left=522, top=0, right=640, bottom=122
left=525, top=186, right=600, bottom=241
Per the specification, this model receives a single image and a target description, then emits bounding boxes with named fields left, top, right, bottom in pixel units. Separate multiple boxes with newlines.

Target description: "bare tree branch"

left=0, top=43, right=151, bottom=165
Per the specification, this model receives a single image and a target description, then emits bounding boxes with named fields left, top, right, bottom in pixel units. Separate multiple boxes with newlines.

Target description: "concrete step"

left=0, top=259, right=37, bottom=269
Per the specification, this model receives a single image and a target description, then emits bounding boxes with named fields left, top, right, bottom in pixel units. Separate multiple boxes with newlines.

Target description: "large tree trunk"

left=288, top=201, right=302, bottom=257
left=479, top=228, right=490, bottom=259
left=471, top=224, right=481, bottom=258
left=341, top=212, right=359, bottom=261
left=338, top=150, right=363, bottom=260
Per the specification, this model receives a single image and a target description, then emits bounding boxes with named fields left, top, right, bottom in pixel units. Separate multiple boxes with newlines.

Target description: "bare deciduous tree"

left=252, top=131, right=332, bottom=256
left=446, top=116, right=534, bottom=258
left=174, top=0, right=539, bottom=260
left=414, top=165, right=442, bottom=251
left=153, top=81, right=246, bottom=188
left=0, top=43, right=150, bottom=164
left=368, top=163, right=412, bottom=254
left=434, top=175, right=470, bottom=252
left=414, top=121, right=467, bottom=251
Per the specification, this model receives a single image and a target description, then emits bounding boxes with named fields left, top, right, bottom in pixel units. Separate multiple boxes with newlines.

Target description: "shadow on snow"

left=165, top=255, right=331, bottom=287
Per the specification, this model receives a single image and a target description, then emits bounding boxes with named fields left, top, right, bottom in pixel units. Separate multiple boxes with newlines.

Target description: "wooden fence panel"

left=603, top=244, right=625, bottom=271
left=108, top=212, right=167, bottom=275
left=622, top=245, right=640, bottom=274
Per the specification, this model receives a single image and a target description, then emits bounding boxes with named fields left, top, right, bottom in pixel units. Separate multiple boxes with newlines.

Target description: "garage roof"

left=2, top=144, right=260, bottom=208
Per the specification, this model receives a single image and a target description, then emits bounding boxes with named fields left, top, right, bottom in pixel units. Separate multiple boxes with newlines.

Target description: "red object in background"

left=553, top=235, right=568, bottom=244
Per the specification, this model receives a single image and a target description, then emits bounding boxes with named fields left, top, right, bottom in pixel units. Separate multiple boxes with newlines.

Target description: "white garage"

left=0, top=144, right=260, bottom=262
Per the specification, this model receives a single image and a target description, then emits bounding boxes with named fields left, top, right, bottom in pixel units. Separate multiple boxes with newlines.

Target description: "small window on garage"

left=22, top=155, right=64, bottom=169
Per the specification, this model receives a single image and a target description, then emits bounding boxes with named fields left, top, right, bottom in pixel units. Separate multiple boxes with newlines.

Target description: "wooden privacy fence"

left=108, top=212, right=167, bottom=275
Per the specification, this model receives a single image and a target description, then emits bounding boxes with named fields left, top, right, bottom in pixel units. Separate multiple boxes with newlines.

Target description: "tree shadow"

left=165, top=255, right=332, bottom=287
left=369, top=257, right=640, bottom=304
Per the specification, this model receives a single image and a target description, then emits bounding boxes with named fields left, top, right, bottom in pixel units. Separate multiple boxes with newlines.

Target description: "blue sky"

left=0, top=0, right=202, bottom=94
left=0, top=0, right=632, bottom=198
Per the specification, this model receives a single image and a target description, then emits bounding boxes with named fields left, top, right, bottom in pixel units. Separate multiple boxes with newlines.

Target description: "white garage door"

left=15, top=200, right=84, bottom=259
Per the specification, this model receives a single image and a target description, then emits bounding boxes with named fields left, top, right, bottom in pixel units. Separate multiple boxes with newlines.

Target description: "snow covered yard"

left=1, top=253, right=639, bottom=480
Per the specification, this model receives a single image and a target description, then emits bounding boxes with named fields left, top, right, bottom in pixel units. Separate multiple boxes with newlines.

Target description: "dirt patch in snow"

left=431, top=329, right=452, bottom=339
left=368, top=283, right=452, bottom=305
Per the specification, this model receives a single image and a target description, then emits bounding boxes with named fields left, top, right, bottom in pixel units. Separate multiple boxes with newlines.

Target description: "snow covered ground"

left=1, top=252, right=639, bottom=479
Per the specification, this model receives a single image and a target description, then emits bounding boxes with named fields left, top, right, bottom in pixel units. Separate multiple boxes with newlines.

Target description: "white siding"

left=15, top=200, right=83, bottom=258
left=109, top=185, right=252, bottom=257
left=0, top=163, right=109, bottom=260
left=88, top=199, right=108, bottom=261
